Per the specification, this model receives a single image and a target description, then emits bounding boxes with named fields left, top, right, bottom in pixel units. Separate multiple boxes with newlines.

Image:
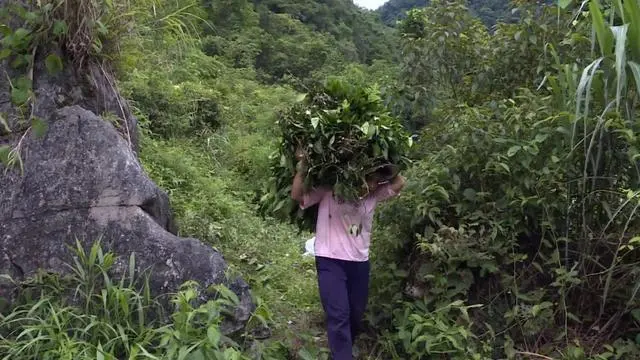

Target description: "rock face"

left=0, top=105, right=254, bottom=333
left=0, top=23, right=254, bottom=333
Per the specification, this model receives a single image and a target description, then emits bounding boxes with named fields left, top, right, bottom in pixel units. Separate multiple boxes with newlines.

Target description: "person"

left=291, top=148, right=405, bottom=360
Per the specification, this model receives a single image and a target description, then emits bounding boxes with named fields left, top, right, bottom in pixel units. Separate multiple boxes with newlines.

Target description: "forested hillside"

left=378, top=0, right=520, bottom=27
left=1, top=0, right=640, bottom=359
left=203, top=0, right=396, bottom=85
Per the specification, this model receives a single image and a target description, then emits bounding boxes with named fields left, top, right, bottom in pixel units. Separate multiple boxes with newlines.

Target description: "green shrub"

left=139, top=136, right=327, bottom=356
left=124, top=71, right=222, bottom=138
left=0, top=240, right=249, bottom=360
left=392, top=300, right=491, bottom=360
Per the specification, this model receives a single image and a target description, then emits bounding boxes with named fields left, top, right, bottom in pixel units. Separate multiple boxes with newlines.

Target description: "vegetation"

left=261, top=78, right=412, bottom=230
left=0, top=241, right=251, bottom=360
left=378, top=0, right=520, bottom=28
left=2, top=0, right=640, bottom=359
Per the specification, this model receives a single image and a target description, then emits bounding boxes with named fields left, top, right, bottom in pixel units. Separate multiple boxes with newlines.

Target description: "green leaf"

left=558, top=0, right=572, bottom=9
left=628, top=61, right=640, bottom=94
left=534, top=134, right=549, bottom=143
left=360, top=121, right=370, bottom=135
left=273, top=199, right=286, bottom=212
left=12, top=28, right=30, bottom=41
left=313, top=140, right=323, bottom=154
left=297, top=348, right=315, bottom=360
left=96, top=343, right=105, bottom=360
left=11, top=76, right=31, bottom=106
left=623, top=0, right=640, bottom=60
left=211, top=284, right=240, bottom=305
left=10, top=55, right=26, bottom=69
left=53, top=20, right=68, bottom=36
left=310, top=117, right=319, bottom=129
left=590, top=0, right=614, bottom=57
left=10, top=86, right=29, bottom=105
left=463, top=188, right=476, bottom=201
left=0, top=24, right=11, bottom=37
left=0, top=48, right=11, bottom=60
left=507, top=145, right=521, bottom=157
left=0, top=145, right=11, bottom=165
left=31, top=117, right=48, bottom=138
left=45, top=53, right=63, bottom=75
left=612, top=25, right=629, bottom=110
left=207, top=325, right=221, bottom=346
left=185, top=350, right=206, bottom=360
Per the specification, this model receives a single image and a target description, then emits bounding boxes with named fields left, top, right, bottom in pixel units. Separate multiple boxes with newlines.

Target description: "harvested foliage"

left=261, top=78, right=412, bottom=231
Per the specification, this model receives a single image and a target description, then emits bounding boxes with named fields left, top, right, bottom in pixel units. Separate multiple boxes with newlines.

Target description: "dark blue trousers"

left=315, top=256, right=370, bottom=360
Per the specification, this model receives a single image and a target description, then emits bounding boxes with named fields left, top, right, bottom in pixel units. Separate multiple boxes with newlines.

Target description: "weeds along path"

left=140, top=137, right=330, bottom=354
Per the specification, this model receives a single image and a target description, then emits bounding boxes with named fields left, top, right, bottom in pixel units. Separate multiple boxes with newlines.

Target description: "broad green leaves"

left=590, top=0, right=614, bottom=57
left=263, top=78, right=412, bottom=230
left=10, top=76, right=31, bottom=105
left=0, top=145, right=11, bottom=165
left=0, top=48, right=10, bottom=60
left=52, top=20, right=68, bottom=37
left=45, top=53, right=63, bottom=75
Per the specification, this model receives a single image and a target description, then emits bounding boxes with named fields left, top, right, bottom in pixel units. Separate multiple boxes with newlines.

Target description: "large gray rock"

left=0, top=106, right=254, bottom=333
left=0, top=39, right=254, bottom=333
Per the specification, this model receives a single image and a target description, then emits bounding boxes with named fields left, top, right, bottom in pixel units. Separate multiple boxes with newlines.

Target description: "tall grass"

left=2, top=0, right=208, bottom=66
left=0, top=240, right=250, bottom=360
left=567, top=0, right=640, bottom=320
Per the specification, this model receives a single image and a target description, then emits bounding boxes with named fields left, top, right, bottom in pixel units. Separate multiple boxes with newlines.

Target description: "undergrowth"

left=140, top=137, right=329, bottom=359
left=0, top=240, right=249, bottom=360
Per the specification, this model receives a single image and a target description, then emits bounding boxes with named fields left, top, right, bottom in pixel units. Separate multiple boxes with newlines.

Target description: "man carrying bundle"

left=291, top=147, right=405, bottom=360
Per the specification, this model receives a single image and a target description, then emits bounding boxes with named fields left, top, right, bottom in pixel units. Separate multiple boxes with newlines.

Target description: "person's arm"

left=374, top=175, right=406, bottom=202
left=291, top=148, right=307, bottom=203
left=390, top=175, right=406, bottom=194
left=291, top=168, right=306, bottom=203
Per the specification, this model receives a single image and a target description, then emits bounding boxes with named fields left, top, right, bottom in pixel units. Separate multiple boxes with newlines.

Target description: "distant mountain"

left=377, top=0, right=518, bottom=28
left=253, top=0, right=397, bottom=64
left=378, top=0, right=427, bottom=26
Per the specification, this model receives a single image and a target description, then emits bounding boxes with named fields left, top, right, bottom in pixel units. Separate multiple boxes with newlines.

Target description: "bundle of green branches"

left=260, top=78, right=412, bottom=232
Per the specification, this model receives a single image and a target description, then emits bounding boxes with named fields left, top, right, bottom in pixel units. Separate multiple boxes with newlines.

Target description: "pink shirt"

left=300, top=185, right=399, bottom=262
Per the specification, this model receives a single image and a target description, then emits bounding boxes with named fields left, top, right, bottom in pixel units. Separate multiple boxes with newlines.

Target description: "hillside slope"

left=378, top=0, right=516, bottom=27
left=203, top=0, right=396, bottom=86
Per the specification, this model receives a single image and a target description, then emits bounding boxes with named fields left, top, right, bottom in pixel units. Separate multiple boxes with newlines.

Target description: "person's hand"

left=295, top=147, right=306, bottom=161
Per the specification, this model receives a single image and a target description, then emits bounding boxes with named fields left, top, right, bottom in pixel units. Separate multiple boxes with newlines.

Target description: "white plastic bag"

left=303, top=236, right=315, bottom=257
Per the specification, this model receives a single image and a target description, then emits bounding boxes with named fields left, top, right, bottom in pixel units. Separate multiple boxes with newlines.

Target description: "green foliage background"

left=1, top=0, right=640, bottom=359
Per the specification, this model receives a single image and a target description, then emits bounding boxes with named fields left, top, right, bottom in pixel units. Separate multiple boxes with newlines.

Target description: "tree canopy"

left=378, top=0, right=531, bottom=27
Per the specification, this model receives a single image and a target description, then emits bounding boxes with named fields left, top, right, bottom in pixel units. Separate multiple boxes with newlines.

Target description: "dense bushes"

left=125, top=73, right=221, bottom=137
left=123, top=0, right=640, bottom=357
left=365, top=1, right=640, bottom=359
